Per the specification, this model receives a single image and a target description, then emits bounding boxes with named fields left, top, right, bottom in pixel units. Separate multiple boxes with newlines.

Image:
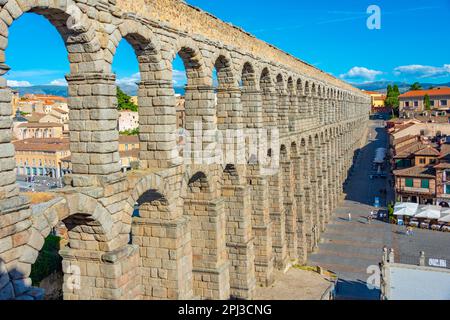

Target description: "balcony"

left=396, top=186, right=434, bottom=195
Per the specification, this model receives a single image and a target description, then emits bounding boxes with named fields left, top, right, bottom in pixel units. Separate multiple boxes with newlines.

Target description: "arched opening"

left=6, top=13, right=70, bottom=191
left=240, top=62, right=260, bottom=164
left=287, top=77, right=296, bottom=132
left=173, top=46, right=206, bottom=164
left=213, top=54, right=240, bottom=165
left=260, top=68, right=276, bottom=128
left=112, top=37, right=141, bottom=173
left=276, top=74, right=288, bottom=133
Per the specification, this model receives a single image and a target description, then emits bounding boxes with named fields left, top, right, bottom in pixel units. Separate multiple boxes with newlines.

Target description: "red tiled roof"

left=414, top=146, right=440, bottom=156
left=399, top=87, right=450, bottom=98
left=393, top=166, right=435, bottom=178
left=13, top=138, right=69, bottom=152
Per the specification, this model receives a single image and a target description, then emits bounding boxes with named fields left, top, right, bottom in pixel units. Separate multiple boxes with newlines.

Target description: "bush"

left=30, top=235, right=62, bottom=286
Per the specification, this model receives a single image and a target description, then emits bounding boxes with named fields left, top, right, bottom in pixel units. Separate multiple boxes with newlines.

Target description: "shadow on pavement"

left=335, top=278, right=381, bottom=300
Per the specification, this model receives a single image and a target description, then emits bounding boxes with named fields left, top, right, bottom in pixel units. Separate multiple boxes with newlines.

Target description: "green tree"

left=424, top=94, right=431, bottom=111
left=117, top=87, right=138, bottom=112
left=385, top=84, right=400, bottom=117
left=409, top=82, right=422, bottom=91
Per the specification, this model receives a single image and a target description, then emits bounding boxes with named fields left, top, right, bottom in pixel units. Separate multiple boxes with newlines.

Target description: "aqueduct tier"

left=0, top=0, right=371, bottom=300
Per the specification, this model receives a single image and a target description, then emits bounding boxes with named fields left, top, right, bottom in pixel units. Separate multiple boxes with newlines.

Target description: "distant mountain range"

left=12, top=85, right=186, bottom=97
left=12, top=82, right=449, bottom=98
left=11, top=85, right=69, bottom=97
left=353, top=81, right=450, bottom=93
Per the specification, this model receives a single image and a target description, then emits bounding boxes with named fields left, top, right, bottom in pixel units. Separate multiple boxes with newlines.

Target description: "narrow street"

left=308, top=118, right=450, bottom=300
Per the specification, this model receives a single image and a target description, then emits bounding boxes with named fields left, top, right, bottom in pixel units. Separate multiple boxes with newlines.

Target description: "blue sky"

left=4, top=0, right=450, bottom=88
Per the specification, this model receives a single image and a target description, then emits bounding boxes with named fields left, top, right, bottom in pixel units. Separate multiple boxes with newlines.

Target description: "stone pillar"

left=301, top=148, right=314, bottom=252
left=61, top=245, right=141, bottom=300
left=138, top=80, right=178, bottom=169
left=131, top=173, right=193, bottom=300
left=222, top=165, right=256, bottom=300
left=184, top=85, right=217, bottom=165
left=184, top=167, right=230, bottom=300
left=247, top=164, right=274, bottom=287
left=262, top=87, right=277, bottom=130
left=277, top=90, right=289, bottom=135
left=289, top=91, right=298, bottom=132
left=216, top=87, right=245, bottom=167
left=268, top=159, right=288, bottom=270
left=281, top=156, right=298, bottom=263
left=65, top=72, right=121, bottom=187
left=292, top=153, right=307, bottom=264
left=316, top=141, right=327, bottom=233
left=308, top=146, right=320, bottom=251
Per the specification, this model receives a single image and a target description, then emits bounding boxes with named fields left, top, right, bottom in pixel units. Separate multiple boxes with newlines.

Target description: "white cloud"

left=393, top=64, right=450, bottom=79
left=173, top=69, right=187, bottom=86
left=340, top=66, right=383, bottom=81
left=116, top=70, right=187, bottom=87
left=50, top=78, right=67, bottom=86
left=116, top=73, right=140, bottom=87
left=7, top=80, right=32, bottom=87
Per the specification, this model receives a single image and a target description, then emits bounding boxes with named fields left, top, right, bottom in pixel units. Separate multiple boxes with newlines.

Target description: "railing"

left=396, top=186, right=434, bottom=195
left=396, top=252, right=450, bottom=270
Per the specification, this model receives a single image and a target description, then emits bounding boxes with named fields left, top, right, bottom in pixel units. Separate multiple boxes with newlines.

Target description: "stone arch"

left=114, top=19, right=162, bottom=80
left=240, top=61, right=257, bottom=88
left=0, top=0, right=104, bottom=72
left=125, top=170, right=193, bottom=299
left=275, top=74, right=288, bottom=133
left=240, top=60, right=261, bottom=141
left=170, top=38, right=208, bottom=86
left=260, top=67, right=277, bottom=128
left=183, top=170, right=230, bottom=299
left=211, top=51, right=237, bottom=88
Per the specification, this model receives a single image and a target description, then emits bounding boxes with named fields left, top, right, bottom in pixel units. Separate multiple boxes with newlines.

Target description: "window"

left=405, top=178, right=414, bottom=188
left=446, top=185, right=450, bottom=194
left=419, top=158, right=426, bottom=164
left=441, top=100, right=448, bottom=106
left=405, top=101, right=410, bottom=107
left=421, top=179, right=429, bottom=189
left=431, top=100, right=435, bottom=107
left=414, top=101, right=419, bottom=107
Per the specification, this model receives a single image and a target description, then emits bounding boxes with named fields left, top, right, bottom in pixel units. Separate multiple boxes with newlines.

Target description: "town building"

left=118, top=110, right=139, bottom=132
left=363, top=90, right=387, bottom=113
left=15, top=122, right=64, bottom=140
left=13, top=138, right=70, bottom=178
left=399, top=87, right=450, bottom=118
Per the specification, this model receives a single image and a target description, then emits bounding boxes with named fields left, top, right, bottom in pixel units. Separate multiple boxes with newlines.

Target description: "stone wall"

left=0, top=0, right=371, bottom=300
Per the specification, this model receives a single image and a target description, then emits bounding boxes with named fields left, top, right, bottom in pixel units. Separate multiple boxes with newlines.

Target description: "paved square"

left=308, top=119, right=450, bottom=300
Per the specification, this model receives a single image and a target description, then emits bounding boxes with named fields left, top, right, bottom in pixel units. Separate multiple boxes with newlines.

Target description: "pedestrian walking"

left=348, top=213, right=352, bottom=222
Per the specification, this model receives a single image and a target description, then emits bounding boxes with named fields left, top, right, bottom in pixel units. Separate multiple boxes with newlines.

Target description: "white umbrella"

left=394, top=202, right=419, bottom=216
left=438, top=214, right=450, bottom=223
left=415, top=205, right=442, bottom=220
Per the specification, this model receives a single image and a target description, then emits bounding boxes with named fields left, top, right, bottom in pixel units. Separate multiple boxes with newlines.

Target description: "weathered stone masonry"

left=0, top=0, right=370, bottom=300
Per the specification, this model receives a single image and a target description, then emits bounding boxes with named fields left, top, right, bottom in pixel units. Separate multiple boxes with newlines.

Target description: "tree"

left=410, top=82, right=422, bottom=91
left=424, top=94, right=431, bottom=111
left=385, top=84, right=400, bottom=117
left=117, top=87, right=138, bottom=112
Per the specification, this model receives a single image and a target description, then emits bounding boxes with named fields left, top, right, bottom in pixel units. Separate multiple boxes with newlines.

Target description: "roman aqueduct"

left=0, top=0, right=371, bottom=300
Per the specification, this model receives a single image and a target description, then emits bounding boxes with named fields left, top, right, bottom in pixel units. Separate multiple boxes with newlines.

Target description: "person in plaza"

left=348, top=213, right=352, bottom=221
